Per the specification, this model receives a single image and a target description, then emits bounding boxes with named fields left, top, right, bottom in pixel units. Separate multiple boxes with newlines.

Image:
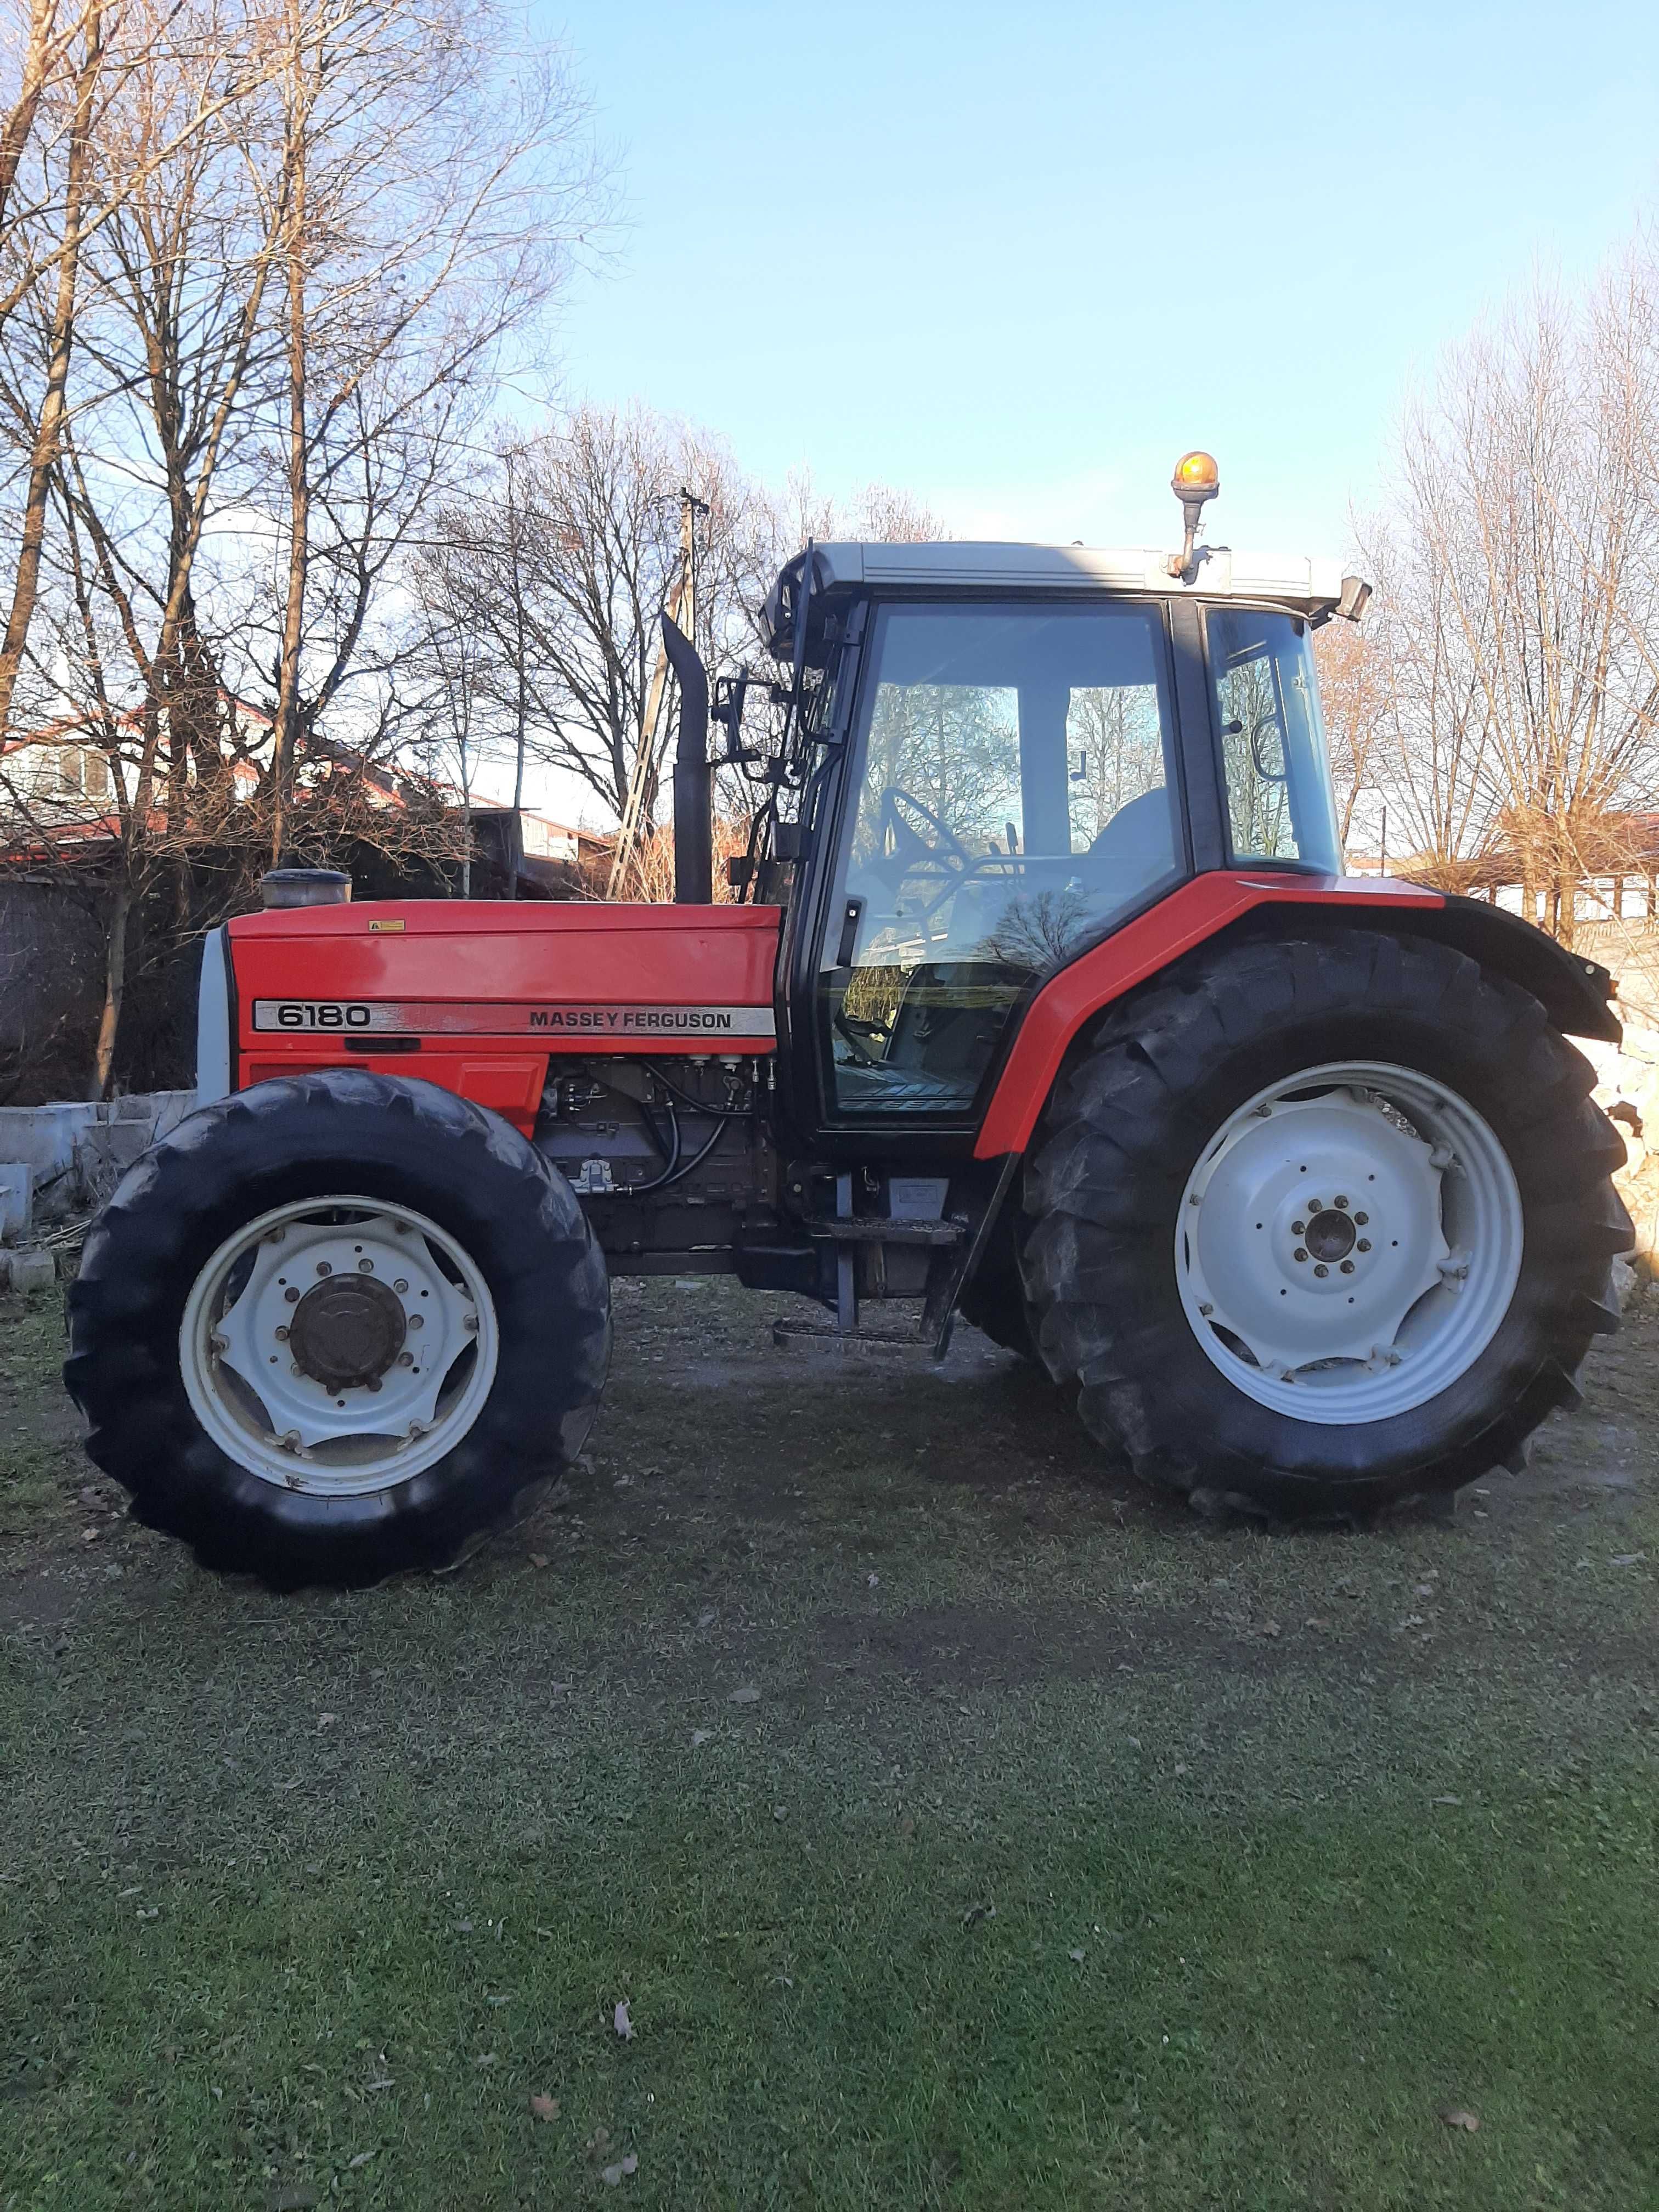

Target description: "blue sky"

left=535, top=0, right=1659, bottom=561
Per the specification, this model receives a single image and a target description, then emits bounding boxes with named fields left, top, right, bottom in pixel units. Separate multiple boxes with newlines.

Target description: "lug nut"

left=396, top=1351, right=414, bottom=1367
left=315, top=1261, right=332, bottom=1277
left=274, top=1324, right=289, bottom=1341
left=408, top=1313, right=424, bottom=1330
left=1198, top=1301, right=1213, bottom=1317
left=1357, top=1239, right=1372, bottom=1253
left=393, top=1278, right=408, bottom=1293
left=284, top=1286, right=300, bottom=1305
left=1335, top=1195, right=1350, bottom=1209
left=464, top=1313, right=479, bottom=1334
left=1340, top=1260, right=1355, bottom=1274
left=366, top=1378, right=382, bottom=1392
left=1313, top=1263, right=1329, bottom=1278
left=1292, top=1220, right=1306, bottom=1235
left=358, top=1257, right=374, bottom=1273
left=1355, top=1212, right=1369, bottom=1226
left=1294, top=1248, right=1308, bottom=1262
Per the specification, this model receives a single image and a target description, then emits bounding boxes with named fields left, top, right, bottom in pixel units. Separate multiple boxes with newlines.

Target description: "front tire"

left=65, top=1073, right=611, bottom=1588
left=1020, top=932, right=1630, bottom=1516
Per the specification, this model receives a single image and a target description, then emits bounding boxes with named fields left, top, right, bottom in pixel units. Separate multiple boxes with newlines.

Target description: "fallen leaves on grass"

left=613, top=2000, right=633, bottom=2040
left=1440, top=2108, right=1480, bottom=2132
left=528, top=1553, right=550, bottom=1570
left=691, top=1729, right=712, bottom=1747
left=601, top=2153, right=639, bottom=2185
left=529, top=2092, right=560, bottom=2121
left=728, top=1685, right=760, bottom=1705
left=961, top=1900, right=996, bottom=1929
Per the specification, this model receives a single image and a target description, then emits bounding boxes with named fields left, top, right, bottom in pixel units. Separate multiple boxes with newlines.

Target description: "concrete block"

left=3, top=1247, right=56, bottom=1292
left=0, top=1161, right=30, bottom=1242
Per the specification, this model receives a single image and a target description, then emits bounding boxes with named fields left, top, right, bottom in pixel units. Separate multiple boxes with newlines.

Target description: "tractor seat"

left=1087, top=786, right=1176, bottom=867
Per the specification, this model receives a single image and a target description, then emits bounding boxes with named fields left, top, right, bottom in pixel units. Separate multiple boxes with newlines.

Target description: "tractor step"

left=802, top=1216, right=966, bottom=1247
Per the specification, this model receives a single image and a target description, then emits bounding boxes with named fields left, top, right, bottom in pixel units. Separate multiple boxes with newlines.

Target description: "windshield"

left=1206, top=607, right=1341, bottom=871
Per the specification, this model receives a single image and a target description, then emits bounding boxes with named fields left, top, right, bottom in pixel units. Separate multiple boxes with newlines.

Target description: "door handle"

left=835, top=895, right=864, bottom=968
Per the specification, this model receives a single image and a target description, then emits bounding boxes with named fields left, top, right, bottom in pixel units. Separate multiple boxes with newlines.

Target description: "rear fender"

left=973, top=873, right=1618, bottom=1161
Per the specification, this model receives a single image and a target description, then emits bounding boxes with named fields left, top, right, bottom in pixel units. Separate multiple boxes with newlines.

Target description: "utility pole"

left=607, top=488, right=708, bottom=899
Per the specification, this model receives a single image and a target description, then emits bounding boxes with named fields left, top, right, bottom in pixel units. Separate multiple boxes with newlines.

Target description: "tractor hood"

left=218, top=900, right=783, bottom=1130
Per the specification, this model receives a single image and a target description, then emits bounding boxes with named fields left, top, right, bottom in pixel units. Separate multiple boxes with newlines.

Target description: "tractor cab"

left=738, top=532, right=1361, bottom=1140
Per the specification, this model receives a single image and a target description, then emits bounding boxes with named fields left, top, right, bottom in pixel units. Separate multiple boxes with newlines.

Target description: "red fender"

left=973, top=872, right=1444, bottom=1159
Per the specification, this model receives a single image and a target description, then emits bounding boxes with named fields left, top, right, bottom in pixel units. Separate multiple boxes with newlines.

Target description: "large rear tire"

left=1020, top=931, right=1630, bottom=1517
left=65, top=1073, right=610, bottom=1588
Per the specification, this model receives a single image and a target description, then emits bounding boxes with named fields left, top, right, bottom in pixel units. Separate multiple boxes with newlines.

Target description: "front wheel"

left=1020, top=932, right=1630, bottom=1516
left=65, top=1073, right=611, bottom=1588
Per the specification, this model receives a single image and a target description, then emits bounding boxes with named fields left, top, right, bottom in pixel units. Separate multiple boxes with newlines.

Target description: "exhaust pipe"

left=663, top=613, right=712, bottom=904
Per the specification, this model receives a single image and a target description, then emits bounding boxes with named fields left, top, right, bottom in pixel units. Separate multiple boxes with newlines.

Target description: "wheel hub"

left=1302, top=1206, right=1356, bottom=1263
left=287, top=1272, right=407, bottom=1389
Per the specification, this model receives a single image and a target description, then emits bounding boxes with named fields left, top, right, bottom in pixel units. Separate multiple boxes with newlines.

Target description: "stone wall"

left=0, top=1089, right=196, bottom=1241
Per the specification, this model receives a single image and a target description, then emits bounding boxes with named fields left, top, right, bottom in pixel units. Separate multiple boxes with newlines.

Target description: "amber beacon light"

left=1167, top=450, right=1221, bottom=580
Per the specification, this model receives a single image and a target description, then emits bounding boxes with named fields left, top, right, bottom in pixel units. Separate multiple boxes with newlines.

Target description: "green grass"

left=3, top=1276, right=1658, bottom=2209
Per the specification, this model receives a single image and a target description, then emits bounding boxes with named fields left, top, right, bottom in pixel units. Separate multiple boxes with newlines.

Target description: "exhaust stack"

left=663, top=613, right=713, bottom=904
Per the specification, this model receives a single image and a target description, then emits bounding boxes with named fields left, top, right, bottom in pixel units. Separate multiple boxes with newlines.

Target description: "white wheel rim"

left=179, top=1195, right=500, bottom=1494
left=1174, top=1060, right=1523, bottom=1425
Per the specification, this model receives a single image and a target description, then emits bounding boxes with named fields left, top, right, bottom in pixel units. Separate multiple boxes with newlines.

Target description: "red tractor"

left=65, top=457, right=1630, bottom=1588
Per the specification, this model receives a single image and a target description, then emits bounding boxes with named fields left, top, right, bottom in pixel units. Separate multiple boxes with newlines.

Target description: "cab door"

left=801, top=596, right=1192, bottom=1133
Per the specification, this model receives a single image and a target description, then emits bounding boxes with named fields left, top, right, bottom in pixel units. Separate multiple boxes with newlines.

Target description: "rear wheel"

left=66, top=1072, right=610, bottom=1587
left=1020, top=932, right=1630, bottom=1516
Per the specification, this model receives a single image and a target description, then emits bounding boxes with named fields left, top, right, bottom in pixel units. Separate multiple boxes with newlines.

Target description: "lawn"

left=2, top=1273, right=1657, bottom=2210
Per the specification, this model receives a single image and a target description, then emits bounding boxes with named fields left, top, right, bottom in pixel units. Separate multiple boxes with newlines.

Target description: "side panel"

left=228, top=901, right=785, bottom=1134
left=973, top=873, right=1444, bottom=1158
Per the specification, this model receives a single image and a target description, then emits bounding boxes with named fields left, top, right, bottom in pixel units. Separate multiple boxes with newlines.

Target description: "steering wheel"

left=876, top=787, right=974, bottom=882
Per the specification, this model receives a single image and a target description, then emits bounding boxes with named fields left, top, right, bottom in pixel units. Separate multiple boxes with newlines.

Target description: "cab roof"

left=803, top=539, right=1348, bottom=613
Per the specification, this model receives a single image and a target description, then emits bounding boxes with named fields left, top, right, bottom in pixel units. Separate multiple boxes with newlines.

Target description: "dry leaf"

left=962, top=1900, right=996, bottom=1929
left=728, top=1685, right=760, bottom=1705
left=529, top=2093, right=560, bottom=2121
left=317, top=1713, right=337, bottom=1730
left=601, top=2152, right=639, bottom=2185
left=347, top=2151, right=374, bottom=2168
left=691, top=1729, right=712, bottom=1748
left=1440, top=2108, right=1480, bottom=2132
left=1069, top=1948, right=1085, bottom=1962
left=528, top=1553, right=550, bottom=1570
left=613, top=1999, right=633, bottom=2040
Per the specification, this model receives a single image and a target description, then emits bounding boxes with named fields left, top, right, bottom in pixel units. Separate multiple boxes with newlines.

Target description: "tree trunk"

left=0, top=3, right=101, bottom=736
left=89, top=874, right=131, bottom=1100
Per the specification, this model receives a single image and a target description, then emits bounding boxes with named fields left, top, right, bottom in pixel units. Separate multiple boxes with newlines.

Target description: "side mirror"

left=1337, top=574, right=1373, bottom=623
